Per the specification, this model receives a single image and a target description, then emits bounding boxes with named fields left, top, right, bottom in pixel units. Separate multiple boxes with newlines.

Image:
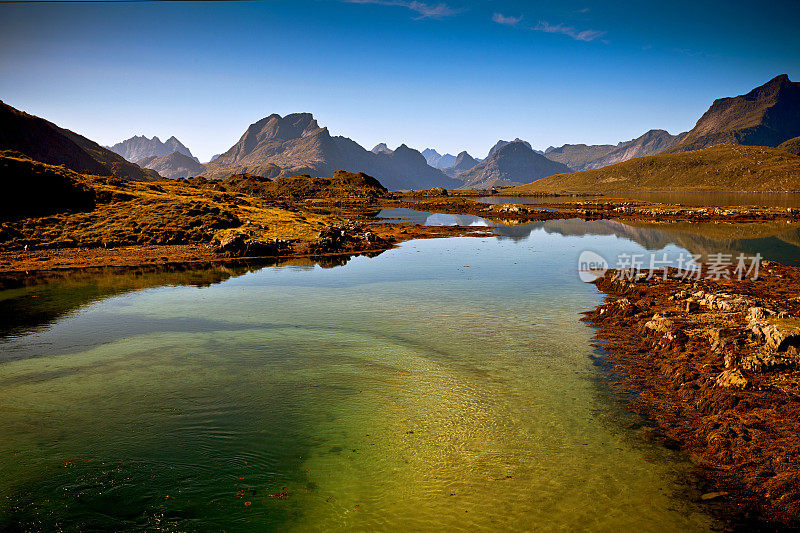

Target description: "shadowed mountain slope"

left=457, top=140, right=572, bottom=189
left=443, top=151, right=479, bottom=177
left=544, top=143, right=616, bottom=170
left=0, top=101, right=158, bottom=181
left=581, top=129, right=686, bottom=170
left=203, top=113, right=460, bottom=190
left=667, top=75, right=800, bottom=153
left=136, top=151, right=206, bottom=180
left=109, top=135, right=198, bottom=163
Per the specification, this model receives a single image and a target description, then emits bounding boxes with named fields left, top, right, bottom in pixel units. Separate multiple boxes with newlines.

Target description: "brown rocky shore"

left=587, top=263, right=800, bottom=527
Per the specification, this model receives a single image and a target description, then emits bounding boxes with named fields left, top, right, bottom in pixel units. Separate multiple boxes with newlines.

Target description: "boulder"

left=715, top=369, right=748, bottom=388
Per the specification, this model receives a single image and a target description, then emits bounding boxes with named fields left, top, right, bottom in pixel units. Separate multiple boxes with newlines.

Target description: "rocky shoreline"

left=0, top=220, right=492, bottom=288
left=586, top=264, right=800, bottom=527
left=5, top=189, right=800, bottom=525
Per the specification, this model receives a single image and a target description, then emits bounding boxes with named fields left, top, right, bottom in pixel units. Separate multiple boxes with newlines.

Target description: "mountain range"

left=443, top=151, right=480, bottom=177
left=422, top=149, right=457, bottom=169
left=136, top=152, right=207, bottom=180
left=372, top=143, right=392, bottom=155
left=517, top=74, right=800, bottom=193
left=108, top=135, right=199, bottom=163
left=0, top=100, right=158, bottom=181
left=665, top=74, right=800, bottom=152
left=202, top=113, right=461, bottom=190
left=3, top=74, right=798, bottom=191
left=543, top=130, right=685, bottom=171
left=457, top=140, right=572, bottom=188
left=488, top=138, right=536, bottom=158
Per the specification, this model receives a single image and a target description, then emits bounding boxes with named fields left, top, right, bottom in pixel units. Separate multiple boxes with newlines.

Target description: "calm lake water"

left=5, top=216, right=798, bottom=531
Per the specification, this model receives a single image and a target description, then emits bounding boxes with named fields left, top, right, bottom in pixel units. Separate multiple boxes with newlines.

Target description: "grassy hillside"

left=0, top=151, right=96, bottom=218
left=0, top=153, right=340, bottom=251
left=506, top=145, right=800, bottom=194
left=200, top=170, right=388, bottom=199
left=778, top=136, right=800, bottom=156
left=0, top=101, right=159, bottom=181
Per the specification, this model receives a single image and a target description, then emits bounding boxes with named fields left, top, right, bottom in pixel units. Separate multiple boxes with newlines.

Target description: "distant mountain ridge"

left=581, top=129, right=686, bottom=170
left=543, top=130, right=685, bottom=171
left=667, top=74, right=800, bottom=152
left=443, top=151, right=479, bottom=177
left=0, top=100, right=158, bottom=181
left=457, top=140, right=572, bottom=189
left=136, top=151, right=206, bottom=180
left=203, top=113, right=461, bottom=190
left=543, top=143, right=616, bottom=170
left=488, top=138, right=534, bottom=158
left=372, top=143, right=392, bottom=154
left=422, top=148, right=457, bottom=169
left=108, top=135, right=198, bottom=163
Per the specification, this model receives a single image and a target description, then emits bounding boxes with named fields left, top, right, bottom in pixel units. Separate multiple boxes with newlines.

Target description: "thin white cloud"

left=344, top=0, right=459, bottom=19
left=532, top=21, right=606, bottom=42
left=492, top=13, right=522, bottom=26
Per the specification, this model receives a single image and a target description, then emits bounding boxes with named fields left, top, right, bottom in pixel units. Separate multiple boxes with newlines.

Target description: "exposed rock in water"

left=586, top=263, right=800, bottom=526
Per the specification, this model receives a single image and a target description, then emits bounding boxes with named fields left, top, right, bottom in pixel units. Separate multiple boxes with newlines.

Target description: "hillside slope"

left=544, top=143, right=616, bottom=170
left=207, top=170, right=388, bottom=199
left=458, top=141, right=572, bottom=189
left=203, top=113, right=460, bottom=190
left=582, top=130, right=685, bottom=170
left=507, top=145, right=800, bottom=194
left=137, top=151, right=206, bottom=179
left=109, top=135, right=198, bottom=163
left=778, top=136, right=800, bottom=156
left=0, top=101, right=158, bottom=181
left=443, top=151, right=479, bottom=177
left=667, top=74, right=800, bottom=152
left=0, top=151, right=96, bottom=219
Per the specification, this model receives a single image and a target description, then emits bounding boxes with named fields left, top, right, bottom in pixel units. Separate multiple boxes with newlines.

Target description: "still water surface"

left=5, top=218, right=792, bottom=531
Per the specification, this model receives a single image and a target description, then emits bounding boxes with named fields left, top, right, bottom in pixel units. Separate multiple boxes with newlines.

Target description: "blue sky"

left=1, top=0, right=798, bottom=161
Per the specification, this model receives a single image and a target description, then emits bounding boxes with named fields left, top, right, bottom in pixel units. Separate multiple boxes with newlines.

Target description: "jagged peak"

left=766, top=73, right=792, bottom=87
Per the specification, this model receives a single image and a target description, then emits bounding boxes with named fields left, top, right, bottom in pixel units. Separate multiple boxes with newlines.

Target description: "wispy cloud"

left=532, top=21, right=606, bottom=42
left=344, top=0, right=459, bottom=19
left=492, top=13, right=522, bottom=26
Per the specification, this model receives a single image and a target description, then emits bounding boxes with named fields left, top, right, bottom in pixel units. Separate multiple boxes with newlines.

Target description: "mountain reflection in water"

left=377, top=208, right=800, bottom=265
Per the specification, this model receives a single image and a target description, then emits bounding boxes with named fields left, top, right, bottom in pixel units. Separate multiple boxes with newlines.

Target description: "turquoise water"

left=0, top=230, right=724, bottom=531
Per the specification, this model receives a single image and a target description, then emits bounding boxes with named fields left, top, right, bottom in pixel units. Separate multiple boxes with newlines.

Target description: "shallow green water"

left=0, top=231, right=722, bottom=531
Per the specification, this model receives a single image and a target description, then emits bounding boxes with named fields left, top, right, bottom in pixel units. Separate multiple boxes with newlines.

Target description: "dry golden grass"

left=0, top=154, right=341, bottom=251
left=507, top=145, right=800, bottom=194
